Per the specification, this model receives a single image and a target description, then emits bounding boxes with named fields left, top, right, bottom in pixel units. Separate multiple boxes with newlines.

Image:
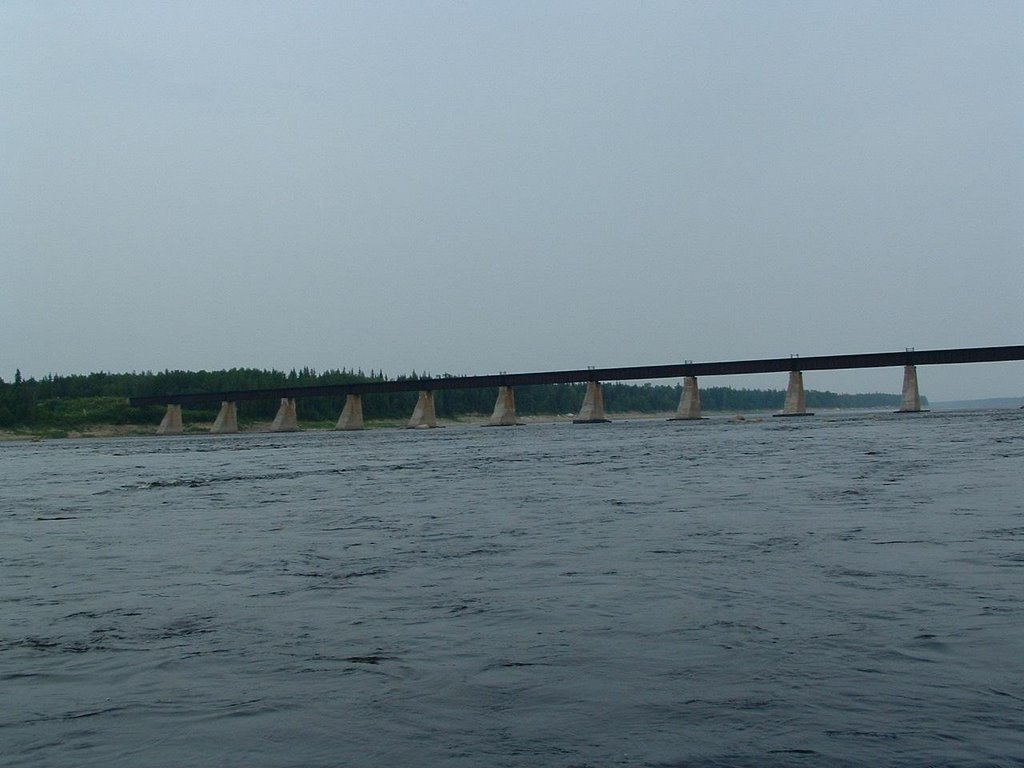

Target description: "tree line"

left=0, top=367, right=912, bottom=429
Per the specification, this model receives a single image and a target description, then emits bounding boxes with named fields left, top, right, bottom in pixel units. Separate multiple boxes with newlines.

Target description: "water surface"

left=2, top=411, right=1023, bottom=766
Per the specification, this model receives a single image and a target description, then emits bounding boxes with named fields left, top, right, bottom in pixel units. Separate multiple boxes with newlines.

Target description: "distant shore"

left=0, top=407, right=939, bottom=441
left=0, top=413, right=625, bottom=440
left=14, top=406, right=1024, bottom=442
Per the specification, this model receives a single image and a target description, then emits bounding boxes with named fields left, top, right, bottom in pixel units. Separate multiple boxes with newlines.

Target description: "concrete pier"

left=335, top=393, right=365, bottom=430
left=487, top=386, right=520, bottom=426
left=270, top=397, right=299, bottom=432
left=774, top=371, right=814, bottom=417
left=156, top=404, right=183, bottom=435
left=574, top=381, right=611, bottom=423
left=407, top=390, right=438, bottom=428
left=896, top=364, right=928, bottom=413
left=211, top=401, right=238, bottom=434
left=669, top=376, right=704, bottom=420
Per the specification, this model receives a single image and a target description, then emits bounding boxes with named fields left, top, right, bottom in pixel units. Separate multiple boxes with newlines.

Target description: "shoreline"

left=0, top=408, right=929, bottom=442
left=0, top=413, right=645, bottom=441
left=19, top=404, right=1022, bottom=444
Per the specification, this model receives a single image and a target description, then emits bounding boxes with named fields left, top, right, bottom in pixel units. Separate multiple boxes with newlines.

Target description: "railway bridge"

left=128, top=345, right=1024, bottom=434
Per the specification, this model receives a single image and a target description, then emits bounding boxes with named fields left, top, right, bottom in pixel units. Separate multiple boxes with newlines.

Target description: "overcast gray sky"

left=3, top=1, right=1022, bottom=400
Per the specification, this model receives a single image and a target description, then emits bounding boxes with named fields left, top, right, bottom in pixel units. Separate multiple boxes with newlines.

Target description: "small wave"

left=344, top=654, right=395, bottom=665
left=683, top=696, right=775, bottom=710
left=871, top=539, right=929, bottom=545
left=122, top=465, right=361, bottom=492
left=825, top=729, right=899, bottom=740
left=1, top=636, right=118, bottom=654
left=157, top=614, right=216, bottom=639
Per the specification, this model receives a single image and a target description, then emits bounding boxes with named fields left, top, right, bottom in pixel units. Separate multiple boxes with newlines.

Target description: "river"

left=2, top=410, right=1022, bottom=766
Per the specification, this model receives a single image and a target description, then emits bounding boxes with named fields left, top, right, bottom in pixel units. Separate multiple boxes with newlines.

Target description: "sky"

left=3, top=1, right=1022, bottom=401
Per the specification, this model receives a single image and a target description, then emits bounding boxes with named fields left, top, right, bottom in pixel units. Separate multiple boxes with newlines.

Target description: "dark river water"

left=2, top=410, right=1023, bottom=767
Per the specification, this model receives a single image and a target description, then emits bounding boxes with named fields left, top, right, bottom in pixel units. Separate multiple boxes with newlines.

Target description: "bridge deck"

left=127, top=345, right=1024, bottom=407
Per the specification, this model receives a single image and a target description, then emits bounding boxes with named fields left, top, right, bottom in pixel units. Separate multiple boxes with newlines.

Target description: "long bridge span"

left=129, top=344, right=1024, bottom=434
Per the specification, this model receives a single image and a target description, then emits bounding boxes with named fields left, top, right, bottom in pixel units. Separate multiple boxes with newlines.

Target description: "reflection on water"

left=2, top=411, right=1023, bottom=767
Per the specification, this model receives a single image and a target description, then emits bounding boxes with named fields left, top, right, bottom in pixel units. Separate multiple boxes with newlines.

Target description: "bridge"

left=129, top=344, right=1024, bottom=434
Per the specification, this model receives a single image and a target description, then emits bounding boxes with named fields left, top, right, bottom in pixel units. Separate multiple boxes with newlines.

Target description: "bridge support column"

left=896, top=365, right=928, bottom=413
left=774, top=371, right=814, bottom=417
left=270, top=397, right=299, bottom=432
left=407, top=391, right=438, bottom=428
left=211, top=401, right=238, bottom=434
left=487, top=386, right=520, bottom=426
left=574, top=381, right=611, bottom=423
left=669, top=376, right=704, bottom=420
left=335, top=394, right=365, bottom=430
left=156, top=404, right=183, bottom=435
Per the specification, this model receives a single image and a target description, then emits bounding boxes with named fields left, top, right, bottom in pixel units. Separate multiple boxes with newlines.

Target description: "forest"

left=0, top=367, right=912, bottom=432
